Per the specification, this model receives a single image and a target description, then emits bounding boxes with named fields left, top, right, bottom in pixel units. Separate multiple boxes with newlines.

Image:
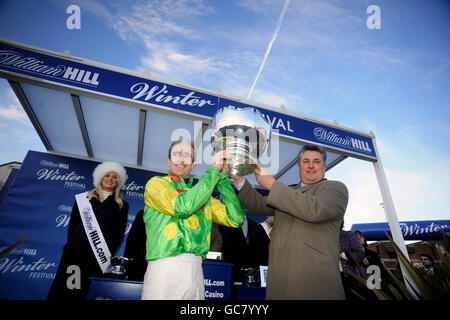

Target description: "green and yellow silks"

left=143, top=166, right=243, bottom=261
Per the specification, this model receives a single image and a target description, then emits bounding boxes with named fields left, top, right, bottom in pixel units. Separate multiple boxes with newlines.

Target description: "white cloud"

left=386, top=168, right=449, bottom=220
left=0, top=87, right=31, bottom=125
left=327, top=159, right=386, bottom=230
left=327, top=117, right=450, bottom=231
left=237, top=0, right=275, bottom=16
left=84, top=0, right=213, bottom=43
left=140, top=46, right=219, bottom=74
left=329, top=156, right=450, bottom=232
left=8, top=128, right=39, bottom=144
left=0, top=104, right=29, bottom=124
left=251, top=90, right=287, bottom=108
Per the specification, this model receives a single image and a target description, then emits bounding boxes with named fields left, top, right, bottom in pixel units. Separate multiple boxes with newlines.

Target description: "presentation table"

left=87, top=261, right=235, bottom=300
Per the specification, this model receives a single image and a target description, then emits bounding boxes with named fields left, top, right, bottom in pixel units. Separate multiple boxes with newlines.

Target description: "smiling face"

left=167, top=142, right=196, bottom=179
left=420, top=255, right=433, bottom=268
left=298, top=150, right=325, bottom=184
left=356, top=233, right=365, bottom=246
left=101, top=171, right=119, bottom=192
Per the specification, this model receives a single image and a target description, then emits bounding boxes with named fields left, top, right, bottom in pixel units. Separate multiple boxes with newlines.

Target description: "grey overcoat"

left=238, top=178, right=348, bottom=299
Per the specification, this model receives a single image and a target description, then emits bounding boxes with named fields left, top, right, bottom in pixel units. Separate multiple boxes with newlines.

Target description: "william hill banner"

left=0, top=151, right=158, bottom=299
left=0, top=40, right=376, bottom=159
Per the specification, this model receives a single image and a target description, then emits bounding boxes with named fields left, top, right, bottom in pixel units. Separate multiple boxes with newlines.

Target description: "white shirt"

left=101, top=190, right=113, bottom=202
left=234, top=178, right=246, bottom=191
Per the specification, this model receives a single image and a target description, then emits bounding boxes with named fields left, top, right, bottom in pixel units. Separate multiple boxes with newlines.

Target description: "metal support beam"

left=274, top=154, right=298, bottom=180
left=371, top=132, right=419, bottom=299
left=71, top=94, right=94, bottom=158
left=8, top=80, right=53, bottom=151
left=325, top=154, right=348, bottom=172
left=137, top=109, right=147, bottom=166
left=194, top=121, right=209, bottom=156
left=274, top=152, right=347, bottom=180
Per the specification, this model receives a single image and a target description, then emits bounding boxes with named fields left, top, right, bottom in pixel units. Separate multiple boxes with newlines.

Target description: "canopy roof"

left=0, top=38, right=377, bottom=186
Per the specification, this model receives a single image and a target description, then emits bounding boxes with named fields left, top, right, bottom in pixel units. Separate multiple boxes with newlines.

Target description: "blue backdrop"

left=0, top=150, right=160, bottom=299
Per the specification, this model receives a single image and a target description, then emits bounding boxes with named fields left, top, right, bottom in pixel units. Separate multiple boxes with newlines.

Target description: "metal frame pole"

left=370, top=132, right=419, bottom=299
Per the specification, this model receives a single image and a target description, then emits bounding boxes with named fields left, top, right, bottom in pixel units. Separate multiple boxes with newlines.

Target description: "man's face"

left=167, top=142, right=196, bottom=179
left=420, top=255, right=433, bottom=268
left=298, top=150, right=325, bottom=184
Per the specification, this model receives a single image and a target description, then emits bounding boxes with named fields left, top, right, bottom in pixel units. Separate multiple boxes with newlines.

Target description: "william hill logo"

left=313, top=127, right=372, bottom=153
left=350, top=137, right=372, bottom=152
left=36, top=168, right=86, bottom=190
left=62, top=67, right=100, bottom=85
left=0, top=49, right=100, bottom=87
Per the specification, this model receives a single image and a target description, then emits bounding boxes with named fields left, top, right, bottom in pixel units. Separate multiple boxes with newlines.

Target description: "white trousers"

left=141, top=253, right=205, bottom=300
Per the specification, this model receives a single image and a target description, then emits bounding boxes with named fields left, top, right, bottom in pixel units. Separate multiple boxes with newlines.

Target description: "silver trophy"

left=210, top=106, right=272, bottom=176
left=106, top=256, right=132, bottom=279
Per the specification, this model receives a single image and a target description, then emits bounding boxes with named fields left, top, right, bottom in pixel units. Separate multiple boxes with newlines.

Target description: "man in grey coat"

left=232, top=144, right=348, bottom=299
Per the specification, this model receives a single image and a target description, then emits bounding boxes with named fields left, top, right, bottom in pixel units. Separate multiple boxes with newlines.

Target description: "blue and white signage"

left=0, top=150, right=159, bottom=299
left=219, top=98, right=375, bottom=157
left=0, top=40, right=376, bottom=159
left=351, top=220, right=450, bottom=241
left=0, top=41, right=219, bottom=118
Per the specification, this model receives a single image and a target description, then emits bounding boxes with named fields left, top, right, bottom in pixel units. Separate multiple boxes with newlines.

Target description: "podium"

left=235, top=286, right=266, bottom=300
left=202, top=261, right=233, bottom=300
left=87, top=261, right=233, bottom=300
left=87, top=277, right=142, bottom=300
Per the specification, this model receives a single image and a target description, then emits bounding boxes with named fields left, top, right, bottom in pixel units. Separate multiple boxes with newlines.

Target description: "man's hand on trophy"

left=254, top=162, right=275, bottom=190
left=211, top=149, right=231, bottom=172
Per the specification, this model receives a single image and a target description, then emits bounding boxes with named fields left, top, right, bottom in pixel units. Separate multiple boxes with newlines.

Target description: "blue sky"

left=0, top=0, right=449, bottom=228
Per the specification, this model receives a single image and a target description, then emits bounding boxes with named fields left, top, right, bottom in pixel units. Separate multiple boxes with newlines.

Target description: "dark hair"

left=168, top=138, right=195, bottom=161
left=354, top=230, right=368, bottom=247
left=298, top=144, right=326, bottom=164
left=420, top=253, right=433, bottom=261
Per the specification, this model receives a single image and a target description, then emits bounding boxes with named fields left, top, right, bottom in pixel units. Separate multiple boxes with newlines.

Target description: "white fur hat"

left=92, top=161, right=127, bottom=190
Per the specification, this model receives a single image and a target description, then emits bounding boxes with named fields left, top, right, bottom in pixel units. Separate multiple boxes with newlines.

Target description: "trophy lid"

left=209, top=106, right=272, bottom=176
left=210, top=106, right=272, bottom=155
